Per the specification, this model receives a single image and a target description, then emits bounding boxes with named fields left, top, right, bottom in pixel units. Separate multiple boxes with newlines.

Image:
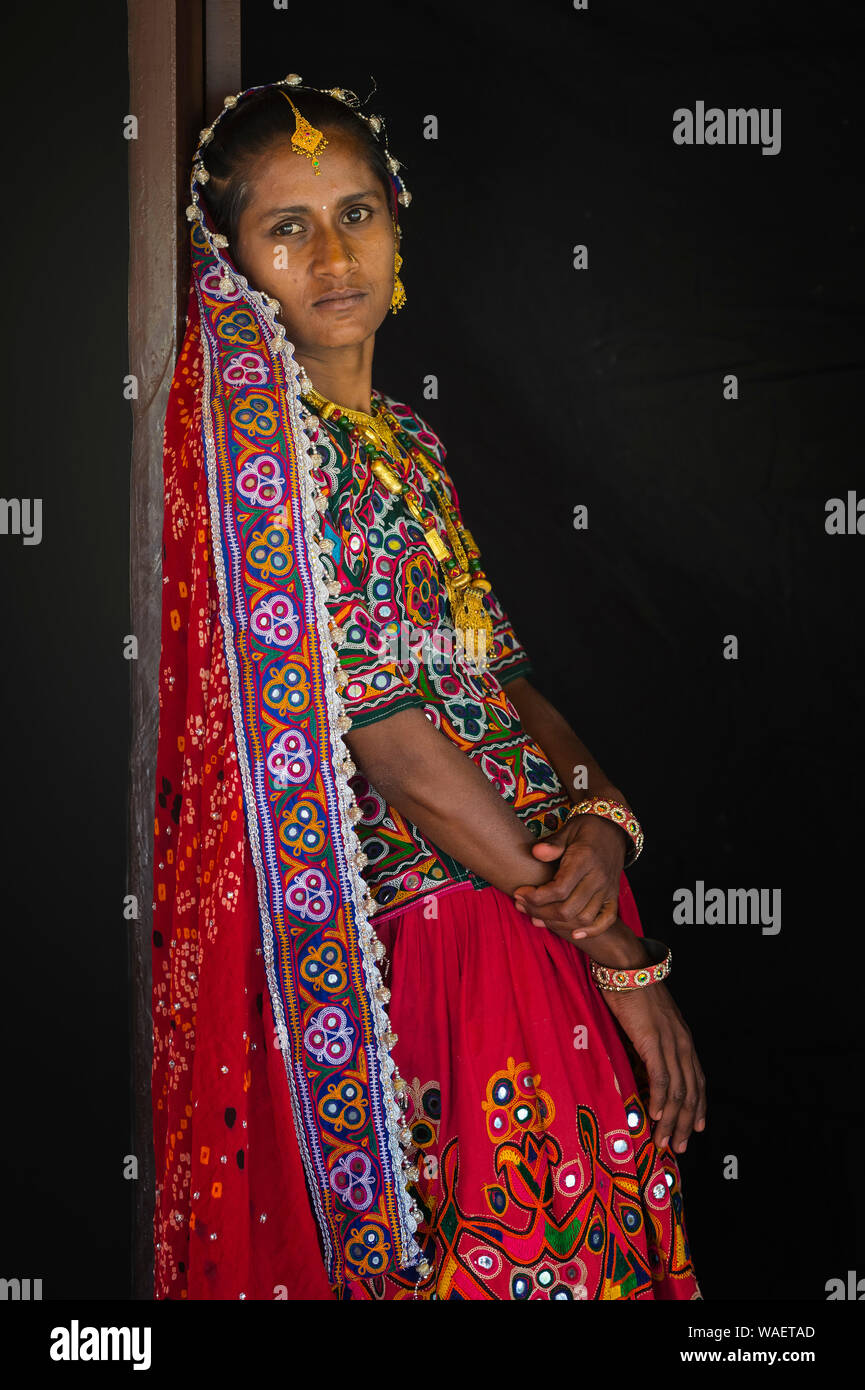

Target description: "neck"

left=296, top=339, right=375, bottom=416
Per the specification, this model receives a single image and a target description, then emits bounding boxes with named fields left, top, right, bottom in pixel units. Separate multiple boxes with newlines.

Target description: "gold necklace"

left=298, top=371, right=494, bottom=669
left=298, top=372, right=401, bottom=459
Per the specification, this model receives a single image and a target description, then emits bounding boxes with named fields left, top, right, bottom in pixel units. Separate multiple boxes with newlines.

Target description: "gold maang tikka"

left=279, top=89, right=328, bottom=173
left=275, top=84, right=406, bottom=310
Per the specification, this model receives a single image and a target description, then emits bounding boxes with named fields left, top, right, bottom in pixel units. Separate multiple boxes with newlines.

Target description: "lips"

left=314, top=288, right=367, bottom=306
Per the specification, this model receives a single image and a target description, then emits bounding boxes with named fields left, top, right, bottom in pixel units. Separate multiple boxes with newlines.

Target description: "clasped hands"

left=513, top=810, right=708, bottom=1155
left=512, top=811, right=626, bottom=942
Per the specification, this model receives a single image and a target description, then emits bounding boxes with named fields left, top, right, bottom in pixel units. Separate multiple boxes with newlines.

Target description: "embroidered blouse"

left=312, top=390, right=572, bottom=917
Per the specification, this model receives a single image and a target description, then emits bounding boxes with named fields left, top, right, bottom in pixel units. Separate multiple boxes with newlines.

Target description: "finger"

left=531, top=840, right=566, bottom=860
left=545, top=920, right=590, bottom=944
left=594, top=899, right=619, bottom=932
left=652, top=1041, right=686, bottom=1153
left=643, top=1041, right=670, bottom=1131
left=520, top=867, right=610, bottom=934
left=530, top=870, right=609, bottom=927
left=518, top=844, right=602, bottom=911
left=515, top=884, right=568, bottom=913
left=567, top=910, right=620, bottom=940
left=517, top=867, right=586, bottom=911
left=561, top=879, right=614, bottom=936
left=692, top=1055, right=708, bottom=1132
left=514, top=889, right=589, bottom=934
left=564, top=869, right=613, bottom=923
left=510, top=898, right=549, bottom=931
left=570, top=889, right=615, bottom=939
left=670, top=1039, right=701, bottom=1152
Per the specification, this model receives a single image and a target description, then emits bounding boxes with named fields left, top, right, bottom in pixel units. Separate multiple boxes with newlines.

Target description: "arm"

left=504, top=675, right=630, bottom=811
left=345, top=706, right=652, bottom=970
left=503, top=679, right=708, bottom=1151
left=501, top=675, right=638, bottom=938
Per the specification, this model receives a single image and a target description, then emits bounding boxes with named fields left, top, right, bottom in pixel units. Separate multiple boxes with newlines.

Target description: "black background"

left=0, top=0, right=862, bottom=1304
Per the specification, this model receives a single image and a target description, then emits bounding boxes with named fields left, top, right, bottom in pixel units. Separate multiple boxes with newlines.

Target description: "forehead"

left=245, top=129, right=383, bottom=207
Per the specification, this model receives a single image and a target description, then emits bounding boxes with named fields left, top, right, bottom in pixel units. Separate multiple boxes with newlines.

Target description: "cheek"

left=250, top=251, right=305, bottom=308
left=235, top=231, right=296, bottom=294
left=374, top=241, right=397, bottom=291
left=233, top=236, right=269, bottom=289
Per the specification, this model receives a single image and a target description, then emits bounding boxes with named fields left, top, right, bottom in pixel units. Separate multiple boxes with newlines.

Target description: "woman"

left=152, top=75, right=706, bottom=1301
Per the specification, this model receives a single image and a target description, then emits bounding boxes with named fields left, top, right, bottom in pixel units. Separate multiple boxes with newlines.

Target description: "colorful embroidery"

left=188, top=217, right=423, bottom=1283
left=309, top=396, right=575, bottom=916
left=348, top=1061, right=700, bottom=1301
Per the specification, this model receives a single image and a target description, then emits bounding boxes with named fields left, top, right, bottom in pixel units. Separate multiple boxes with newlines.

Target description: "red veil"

left=152, top=295, right=336, bottom=1299
left=151, top=109, right=422, bottom=1292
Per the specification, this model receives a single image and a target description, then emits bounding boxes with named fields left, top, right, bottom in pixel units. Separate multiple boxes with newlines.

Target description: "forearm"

left=345, top=707, right=557, bottom=897
left=504, top=676, right=630, bottom=808
left=505, top=678, right=650, bottom=967
left=348, top=710, right=652, bottom=970
left=346, top=709, right=651, bottom=971
left=571, top=919, right=653, bottom=969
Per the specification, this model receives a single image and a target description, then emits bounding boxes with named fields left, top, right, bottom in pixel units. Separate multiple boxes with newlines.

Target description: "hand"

left=512, top=812, right=628, bottom=942
left=600, top=983, right=707, bottom=1153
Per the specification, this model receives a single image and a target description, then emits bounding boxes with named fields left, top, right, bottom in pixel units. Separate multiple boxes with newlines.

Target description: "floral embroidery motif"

left=346, top=1061, right=700, bottom=1301
left=312, top=393, right=575, bottom=916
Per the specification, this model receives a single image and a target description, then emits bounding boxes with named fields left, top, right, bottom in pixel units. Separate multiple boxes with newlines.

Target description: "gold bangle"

left=591, top=939, right=671, bottom=991
left=565, top=796, right=643, bottom=867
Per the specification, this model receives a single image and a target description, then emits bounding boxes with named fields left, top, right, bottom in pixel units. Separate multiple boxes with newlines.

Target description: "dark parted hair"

left=200, top=85, right=396, bottom=244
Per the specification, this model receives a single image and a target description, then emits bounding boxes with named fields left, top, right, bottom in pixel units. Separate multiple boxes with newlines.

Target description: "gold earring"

left=390, top=248, right=406, bottom=314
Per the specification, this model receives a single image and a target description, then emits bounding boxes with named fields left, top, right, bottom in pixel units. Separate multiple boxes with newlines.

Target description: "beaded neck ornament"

left=181, top=75, right=431, bottom=1285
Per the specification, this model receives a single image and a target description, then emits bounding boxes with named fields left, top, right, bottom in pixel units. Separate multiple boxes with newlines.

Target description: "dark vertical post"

left=205, top=0, right=243, bottom=124
left=126, top=0, right=239, bottom=1301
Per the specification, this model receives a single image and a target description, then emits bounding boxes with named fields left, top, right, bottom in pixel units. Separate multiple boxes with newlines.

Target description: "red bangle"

left=591, top=939, right=671, bottom=992
left=566, top=796, right=643, bottom=867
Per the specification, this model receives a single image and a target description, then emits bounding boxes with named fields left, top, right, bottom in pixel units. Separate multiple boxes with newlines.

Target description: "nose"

left=311, top=219, right=356, bottom=278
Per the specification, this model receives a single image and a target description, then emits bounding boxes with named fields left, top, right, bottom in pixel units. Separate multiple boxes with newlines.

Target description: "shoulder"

left=374, top=390, right=448, bottom=462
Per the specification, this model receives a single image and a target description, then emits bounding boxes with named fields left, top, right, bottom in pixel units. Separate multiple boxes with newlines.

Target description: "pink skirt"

left=343, top=875, right=702, bottom=1301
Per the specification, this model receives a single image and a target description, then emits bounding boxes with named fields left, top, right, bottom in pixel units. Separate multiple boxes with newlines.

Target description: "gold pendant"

left=451, top=585, right=494, bottom=670
left=370, top=457, right=404, bottom=494
left=424, top=525, right=450, bottom=562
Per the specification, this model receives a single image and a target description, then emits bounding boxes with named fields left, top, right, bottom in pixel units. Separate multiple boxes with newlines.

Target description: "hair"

left=200, top=86, right=396, bottom=245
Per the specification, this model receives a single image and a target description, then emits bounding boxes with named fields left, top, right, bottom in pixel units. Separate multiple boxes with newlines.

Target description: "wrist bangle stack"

left=565, top=796, right=644, bottom=867
left=590, top=938, right=671, bottom=992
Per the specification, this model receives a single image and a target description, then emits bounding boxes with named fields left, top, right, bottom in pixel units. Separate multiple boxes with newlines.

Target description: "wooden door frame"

left=126, top=0, right=240, bottom=1300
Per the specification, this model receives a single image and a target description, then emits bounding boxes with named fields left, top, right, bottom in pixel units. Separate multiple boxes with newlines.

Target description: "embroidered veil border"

left=187, top=201, right=422, bottom=1284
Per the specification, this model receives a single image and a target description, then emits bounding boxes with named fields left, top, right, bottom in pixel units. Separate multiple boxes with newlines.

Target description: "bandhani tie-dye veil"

left=151, top=79, right=423, bottom=1294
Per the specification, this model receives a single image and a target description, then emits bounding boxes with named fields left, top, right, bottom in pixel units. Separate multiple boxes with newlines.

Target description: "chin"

left=310, top=318, right=379, bottom=348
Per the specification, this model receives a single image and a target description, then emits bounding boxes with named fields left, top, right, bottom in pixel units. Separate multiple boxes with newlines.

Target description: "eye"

left=273, top=219, right=303, bottom=237
left=343, top=206, right=372, bottom=225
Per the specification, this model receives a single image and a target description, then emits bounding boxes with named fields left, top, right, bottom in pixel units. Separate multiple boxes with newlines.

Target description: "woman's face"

left=233, top=129, right=396, bottom=356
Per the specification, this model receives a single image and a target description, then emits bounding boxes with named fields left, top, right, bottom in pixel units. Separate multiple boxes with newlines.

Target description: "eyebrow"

left=258, top=188, right=383, bottom=222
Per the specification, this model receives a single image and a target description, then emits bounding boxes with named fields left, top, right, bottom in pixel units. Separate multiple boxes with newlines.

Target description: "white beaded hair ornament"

left=185, top=72, right=411, bottom=292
